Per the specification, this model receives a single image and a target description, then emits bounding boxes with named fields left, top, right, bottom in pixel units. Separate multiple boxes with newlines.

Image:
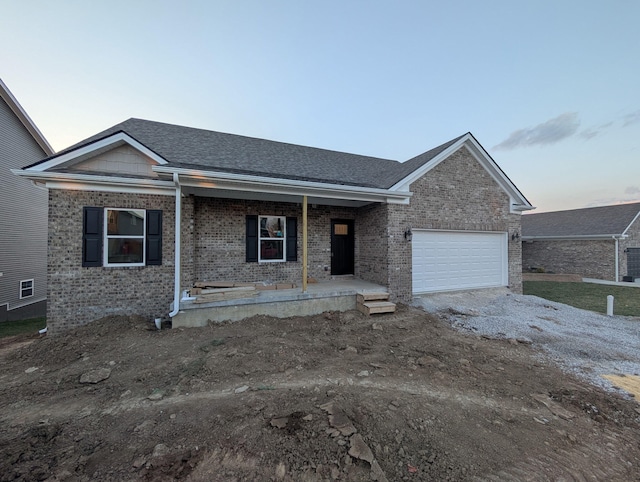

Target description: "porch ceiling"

left=181, top=185, right=375, bottom=207
left=164, top=167, right=412, bottom=207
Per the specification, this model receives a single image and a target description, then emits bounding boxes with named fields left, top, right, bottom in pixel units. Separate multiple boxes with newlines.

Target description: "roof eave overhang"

left=153, top=166, right=412, bottom=205
left=389, top=133, right=533, bottom=213
left=522, top=234, right=628, bottom=241
left=0, top=79, right=54, bottom=156
left=11, top=169, right=176, bottom=195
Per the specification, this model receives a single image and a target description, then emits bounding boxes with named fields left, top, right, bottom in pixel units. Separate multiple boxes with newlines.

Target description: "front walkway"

left=172, top=278, right=387, bottom=328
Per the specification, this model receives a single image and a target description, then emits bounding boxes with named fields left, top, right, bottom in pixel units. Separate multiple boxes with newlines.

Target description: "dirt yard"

left=2, top=305, right=640, bottom=481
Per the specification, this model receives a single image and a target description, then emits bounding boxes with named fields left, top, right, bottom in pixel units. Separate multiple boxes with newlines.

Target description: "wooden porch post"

left=302, top=195, right=308, bottom=293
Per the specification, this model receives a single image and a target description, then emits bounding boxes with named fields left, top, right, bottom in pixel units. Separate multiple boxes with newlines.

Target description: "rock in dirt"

left=371, top=459, right=389, bottom=482
left=79, top=367, right=111, bottom=384
left=132, top=456, right=146, bottom=468
left=152, top=443, right=170, bottom=458
left=148, top=390, right=164, bottom=401
left=270, top=417, right=288, bottom=429
left=275, top=461, right=286, bottom=479
left=25, top=366, right=39, bottom=374
left=348, top=433, right=374, bottom=463
left=531, top=393, right=576, bottom=420
left=234, top=385, right=250, bottom=394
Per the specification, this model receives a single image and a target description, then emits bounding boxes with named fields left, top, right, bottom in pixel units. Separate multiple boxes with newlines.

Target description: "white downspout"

left=614, top=236, right=619, bottom=282
left=169, top=173, right=181, bottom=318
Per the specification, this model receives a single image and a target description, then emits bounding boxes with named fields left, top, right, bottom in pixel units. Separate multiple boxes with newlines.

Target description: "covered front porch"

left=172, top=278, right=390, bottom=328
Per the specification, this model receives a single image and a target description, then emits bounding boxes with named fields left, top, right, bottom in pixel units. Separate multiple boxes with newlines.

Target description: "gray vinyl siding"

left=0, top=96, right=48, bottom=315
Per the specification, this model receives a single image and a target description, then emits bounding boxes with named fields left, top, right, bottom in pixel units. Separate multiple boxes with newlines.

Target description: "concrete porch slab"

left=171, top=279, right=387, bottom=328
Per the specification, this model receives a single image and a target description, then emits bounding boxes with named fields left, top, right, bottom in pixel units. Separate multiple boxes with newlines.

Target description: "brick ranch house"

left=13, top=119, right=532, bottom=334
left=522, top=202, right=640, bottom=282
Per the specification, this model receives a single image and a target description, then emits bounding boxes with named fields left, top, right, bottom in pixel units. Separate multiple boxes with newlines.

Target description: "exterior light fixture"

left=404, top=227, right=413, bottom=241
left=511, top=231, right=520, bottom=241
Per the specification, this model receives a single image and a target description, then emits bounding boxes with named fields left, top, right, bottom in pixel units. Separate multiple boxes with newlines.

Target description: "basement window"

left=20, top=279, right=34, bottom=299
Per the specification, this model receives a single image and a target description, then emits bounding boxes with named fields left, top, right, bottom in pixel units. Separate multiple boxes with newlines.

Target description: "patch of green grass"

left=0, top=317, right=46, bottom=338
left=523, top=281, right=640, bottom=317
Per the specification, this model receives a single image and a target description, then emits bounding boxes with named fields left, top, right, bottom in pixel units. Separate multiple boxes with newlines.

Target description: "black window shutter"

left=146, top=210, right=162, bottom=265
left=246, top=215, right=258, bottom=262
left=286, top=217, right=297, bottom=262
left=82, top=207, right=103, bottom=267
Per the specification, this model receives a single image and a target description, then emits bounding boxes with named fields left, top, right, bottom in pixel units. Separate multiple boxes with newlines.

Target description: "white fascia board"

left=622, top=210, right=640, bottom=236
left=512, top=203, right=536, bottom=213
left=389, top=135, right=471, bottom=192
left=522, top=234, right=626, bottom=241
left=27, top=132, right=168, bottom=172
left=156, top=166, right=412, bottom=204
left=11, top=169, right=176, bottom=195
left=390, top=134, right=532, bottom=210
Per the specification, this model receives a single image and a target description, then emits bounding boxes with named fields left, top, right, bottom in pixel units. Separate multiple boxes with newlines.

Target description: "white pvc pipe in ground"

left=607, top=295, right=614, bottom=316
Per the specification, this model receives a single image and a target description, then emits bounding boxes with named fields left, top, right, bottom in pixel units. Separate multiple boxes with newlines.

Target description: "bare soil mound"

left=1, top=306, right=640, bottom=481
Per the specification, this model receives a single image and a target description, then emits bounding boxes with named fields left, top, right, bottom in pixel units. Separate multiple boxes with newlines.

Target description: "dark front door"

left=331, top=219, right=354, bottom=275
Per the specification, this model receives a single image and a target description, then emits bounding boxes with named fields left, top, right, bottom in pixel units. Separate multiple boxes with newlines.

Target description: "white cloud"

left=493, top=112, right=580, bottom=150
left=579, top=121, right=613, bottom=140
left=623, top=110, right=640, bottom=127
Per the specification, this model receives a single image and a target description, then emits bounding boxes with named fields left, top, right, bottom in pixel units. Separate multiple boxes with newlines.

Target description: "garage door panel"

left=412, top=231, right=507, bottom=293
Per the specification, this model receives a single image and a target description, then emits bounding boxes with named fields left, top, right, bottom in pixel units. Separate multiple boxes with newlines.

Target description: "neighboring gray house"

left=0, top=79, right=54, bottom=322
left=14, top=118, right=532, bottom=334
left=522, top=203, right=640, bottom=281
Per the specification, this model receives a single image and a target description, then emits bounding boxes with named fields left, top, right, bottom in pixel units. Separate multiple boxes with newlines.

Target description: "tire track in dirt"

left=473, top=428, right=639, bottom=481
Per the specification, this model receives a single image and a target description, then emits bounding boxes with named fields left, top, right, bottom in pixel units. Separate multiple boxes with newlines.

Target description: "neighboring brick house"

left=13, top=119, right=532, bottom=333
left=521, top=203, right=640, bottom=281
left=0, top=79, right=54, bottom=322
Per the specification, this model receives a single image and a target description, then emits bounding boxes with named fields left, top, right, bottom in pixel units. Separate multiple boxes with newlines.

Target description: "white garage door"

left=412, top=230, right=507, bottom=293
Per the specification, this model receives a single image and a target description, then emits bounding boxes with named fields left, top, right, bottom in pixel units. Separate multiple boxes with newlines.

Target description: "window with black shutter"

left=146, top=210, right=162, bottom=265
left=83, top=207, right=103, bottom=267
left=82, top=207, right=162, bottom=267
left=246, top=215, right=297, bottom=263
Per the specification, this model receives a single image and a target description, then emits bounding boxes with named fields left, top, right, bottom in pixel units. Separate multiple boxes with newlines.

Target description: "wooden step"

left=357, top=301, right=396, bottom=316
left=357, top=292, right=389, bottom=304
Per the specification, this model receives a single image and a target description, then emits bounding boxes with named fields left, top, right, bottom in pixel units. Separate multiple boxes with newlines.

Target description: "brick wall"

left=47, top=190, right=177, bottom=334
left=354, top=203, right=389, bottom=286
left=386, top=146, right=523, bottom=300
left=522, top=239, right=616, bottom=280
left=190, top=197, right=357, bottom=284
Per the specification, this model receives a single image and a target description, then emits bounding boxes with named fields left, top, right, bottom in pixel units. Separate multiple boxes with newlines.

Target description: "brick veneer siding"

left=47, top=190, right=177, bottom=334
left=386, top=146, right=523, bottom=301
left=354, top=202, right=389, bottom=286
left=190, top=197, right=358, bottom=284
left=620, top=217, right=640, bottom=280
left=522, top=239, right=616, bottom=280
left=181, top=195, right=195, bottom=288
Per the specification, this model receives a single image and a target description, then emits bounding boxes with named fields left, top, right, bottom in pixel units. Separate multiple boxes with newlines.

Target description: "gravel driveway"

left=413, top=288, right=640, bottom=393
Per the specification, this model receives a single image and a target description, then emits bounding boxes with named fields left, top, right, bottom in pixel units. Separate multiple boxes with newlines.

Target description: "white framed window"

left=104, top=208, right=146, bottom=267
left=259, top=215, right=286, bottom=262
left=20, top=279, right=34, bottom=299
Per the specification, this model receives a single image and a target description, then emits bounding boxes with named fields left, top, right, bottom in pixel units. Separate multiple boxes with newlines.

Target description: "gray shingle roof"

left=43, top=118, right=467, bottom=189
left=521, top=203, right=640, bottom=237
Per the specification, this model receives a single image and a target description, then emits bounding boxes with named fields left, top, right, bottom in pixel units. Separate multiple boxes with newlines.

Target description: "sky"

left=2, top=0, right=639, bottom=213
